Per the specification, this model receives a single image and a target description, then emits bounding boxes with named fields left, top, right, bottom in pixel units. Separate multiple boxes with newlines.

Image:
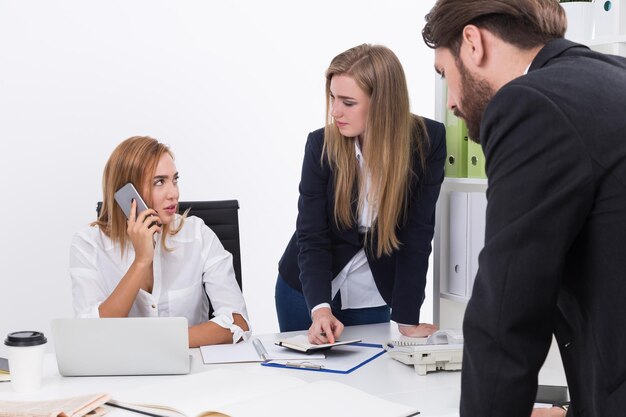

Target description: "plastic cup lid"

left=4, top=331, right=47, bottom=347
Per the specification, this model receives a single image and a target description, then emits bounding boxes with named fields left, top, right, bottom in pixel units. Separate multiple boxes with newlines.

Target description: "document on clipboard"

left=262, top=342, right=385, bottom=374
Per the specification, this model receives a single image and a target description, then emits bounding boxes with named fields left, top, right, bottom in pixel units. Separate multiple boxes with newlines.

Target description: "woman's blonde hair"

left=93, top=136, right=186, bottom=253
left=323, top=44, right=428, bottom=257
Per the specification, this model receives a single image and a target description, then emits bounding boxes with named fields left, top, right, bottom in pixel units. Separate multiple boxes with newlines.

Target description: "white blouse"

left=312, top=140, right=386, bottom=314
left=69, top=215, right=250, bottom=343
left=330, top=141, right=386, bottom=309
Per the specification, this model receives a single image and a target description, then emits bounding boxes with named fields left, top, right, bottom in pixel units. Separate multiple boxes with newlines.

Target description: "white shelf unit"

left=432, top=177, right=487, bottom=328
left=571, top=33, right=626, bottom=54
left=565, top=0, right=626, bottom=54
left=431, top=7, right=626, bottom=329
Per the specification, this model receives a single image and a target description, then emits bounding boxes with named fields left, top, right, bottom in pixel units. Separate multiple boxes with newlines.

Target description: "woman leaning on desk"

left=69, top=136, right=250, bottom=348
left=276, top=44, right=446, bottom=344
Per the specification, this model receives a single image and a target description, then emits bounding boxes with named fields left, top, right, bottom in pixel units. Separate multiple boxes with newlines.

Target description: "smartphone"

left=114, top=183, right=149, bottom=220
left=535, top=384, right=569, bottom=405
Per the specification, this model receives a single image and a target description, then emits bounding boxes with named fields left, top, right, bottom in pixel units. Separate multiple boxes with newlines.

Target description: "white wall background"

left=0, top=0, right=438, bottom=354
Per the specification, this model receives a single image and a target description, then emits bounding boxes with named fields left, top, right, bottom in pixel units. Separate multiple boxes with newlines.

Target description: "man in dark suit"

left=422, top=1, right=626, bottom=416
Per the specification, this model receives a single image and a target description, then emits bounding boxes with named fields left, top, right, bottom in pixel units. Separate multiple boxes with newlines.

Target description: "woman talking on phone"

left=276, top=44, right=446, bottom=344
left=70, top=136, right=249, bottom=347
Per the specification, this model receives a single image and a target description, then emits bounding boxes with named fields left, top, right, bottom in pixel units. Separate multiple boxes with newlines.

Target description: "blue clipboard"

left=261, top=342, right=385, bottom=374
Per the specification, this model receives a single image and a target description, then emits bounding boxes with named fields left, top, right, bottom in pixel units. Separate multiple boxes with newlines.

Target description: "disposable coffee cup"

left=4, top=331, right=47, bottom=392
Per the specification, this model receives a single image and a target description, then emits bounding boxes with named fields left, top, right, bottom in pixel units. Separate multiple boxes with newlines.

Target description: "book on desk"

left=105, top=368, right=420, bottom=417
left=0, top=367, right=418, bottom=417
left=274, top=334, right=362, bottom=354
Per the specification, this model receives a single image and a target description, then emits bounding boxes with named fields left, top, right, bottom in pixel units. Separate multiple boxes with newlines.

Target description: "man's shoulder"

left=497, top=45, right=626, bottom=110
left=525, top=42, right=626, bottom=89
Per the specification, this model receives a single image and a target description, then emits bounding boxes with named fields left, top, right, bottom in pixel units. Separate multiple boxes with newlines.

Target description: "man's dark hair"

left=422, top=0, right=567, bottom=56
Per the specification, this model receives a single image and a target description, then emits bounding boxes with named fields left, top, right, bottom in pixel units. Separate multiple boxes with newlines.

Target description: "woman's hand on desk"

left=309, top=307, right=344, bottom=344
left=188, top=313, right=249, bottom=347
left=397, top=323, right=438, bottom=337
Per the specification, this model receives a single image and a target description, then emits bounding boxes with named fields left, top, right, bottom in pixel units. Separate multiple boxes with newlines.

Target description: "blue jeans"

left=274, top=275, right=391, bottom=332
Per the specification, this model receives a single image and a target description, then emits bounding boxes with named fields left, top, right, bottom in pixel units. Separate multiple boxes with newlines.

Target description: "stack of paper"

left=0, top=393, right=110, bottom=417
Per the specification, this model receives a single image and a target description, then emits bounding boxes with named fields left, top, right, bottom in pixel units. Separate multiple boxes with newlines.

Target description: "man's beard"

left=454, top=59, right=494, bottom=144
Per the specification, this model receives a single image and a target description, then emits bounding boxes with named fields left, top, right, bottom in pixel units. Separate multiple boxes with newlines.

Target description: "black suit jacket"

left=278, top=117, right=445, bottom=324
left=461, top=39, right=626, bottom=417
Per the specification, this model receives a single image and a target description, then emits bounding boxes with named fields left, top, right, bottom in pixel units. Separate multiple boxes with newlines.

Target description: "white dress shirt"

left=69, top=215, right=250, bottom=343
left=312, top=140, right=387, bottom=314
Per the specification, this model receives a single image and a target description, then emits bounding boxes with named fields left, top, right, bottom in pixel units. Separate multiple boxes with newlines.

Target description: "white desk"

left=0, top=323, right=566, bottom=417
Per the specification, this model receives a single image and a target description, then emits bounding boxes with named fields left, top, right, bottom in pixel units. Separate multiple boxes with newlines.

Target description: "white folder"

left=448, top=191, right=468, bottom=297
left=467, top=192, right=487, bottom=297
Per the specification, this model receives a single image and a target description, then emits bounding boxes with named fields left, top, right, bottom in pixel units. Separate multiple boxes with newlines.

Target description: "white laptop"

left=51, top=317, right=190, bottom=376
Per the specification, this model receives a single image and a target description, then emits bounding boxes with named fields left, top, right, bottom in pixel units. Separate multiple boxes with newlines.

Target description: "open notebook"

left=274, top=334, right=361, bottom=354
left=109, top=367, right=419, bottom=417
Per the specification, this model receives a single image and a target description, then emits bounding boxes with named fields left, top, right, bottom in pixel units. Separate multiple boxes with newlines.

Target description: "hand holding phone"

left=114, top=183, right=162, bottom=262
left=114, top=183, right=149, bottom=220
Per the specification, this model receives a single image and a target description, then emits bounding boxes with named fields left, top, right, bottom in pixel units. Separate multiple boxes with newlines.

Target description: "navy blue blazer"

left=278, top=116, right=445, bottom=324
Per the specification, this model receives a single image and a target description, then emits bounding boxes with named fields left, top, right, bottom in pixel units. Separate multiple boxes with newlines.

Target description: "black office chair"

left=178, top=200, right=242, bottom=291
left=96, top=200, right=243, bottom=318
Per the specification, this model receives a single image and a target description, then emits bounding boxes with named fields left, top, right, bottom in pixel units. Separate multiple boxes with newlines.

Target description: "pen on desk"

left=285, top=362, right=324, bottom=370
left=252, top=338, right=269, bottom=361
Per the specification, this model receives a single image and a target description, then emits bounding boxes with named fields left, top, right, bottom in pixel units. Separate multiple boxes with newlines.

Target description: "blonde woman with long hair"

left=277, top=44, right=446, bottom=343
left=70, top=136, right=249, bottom=347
